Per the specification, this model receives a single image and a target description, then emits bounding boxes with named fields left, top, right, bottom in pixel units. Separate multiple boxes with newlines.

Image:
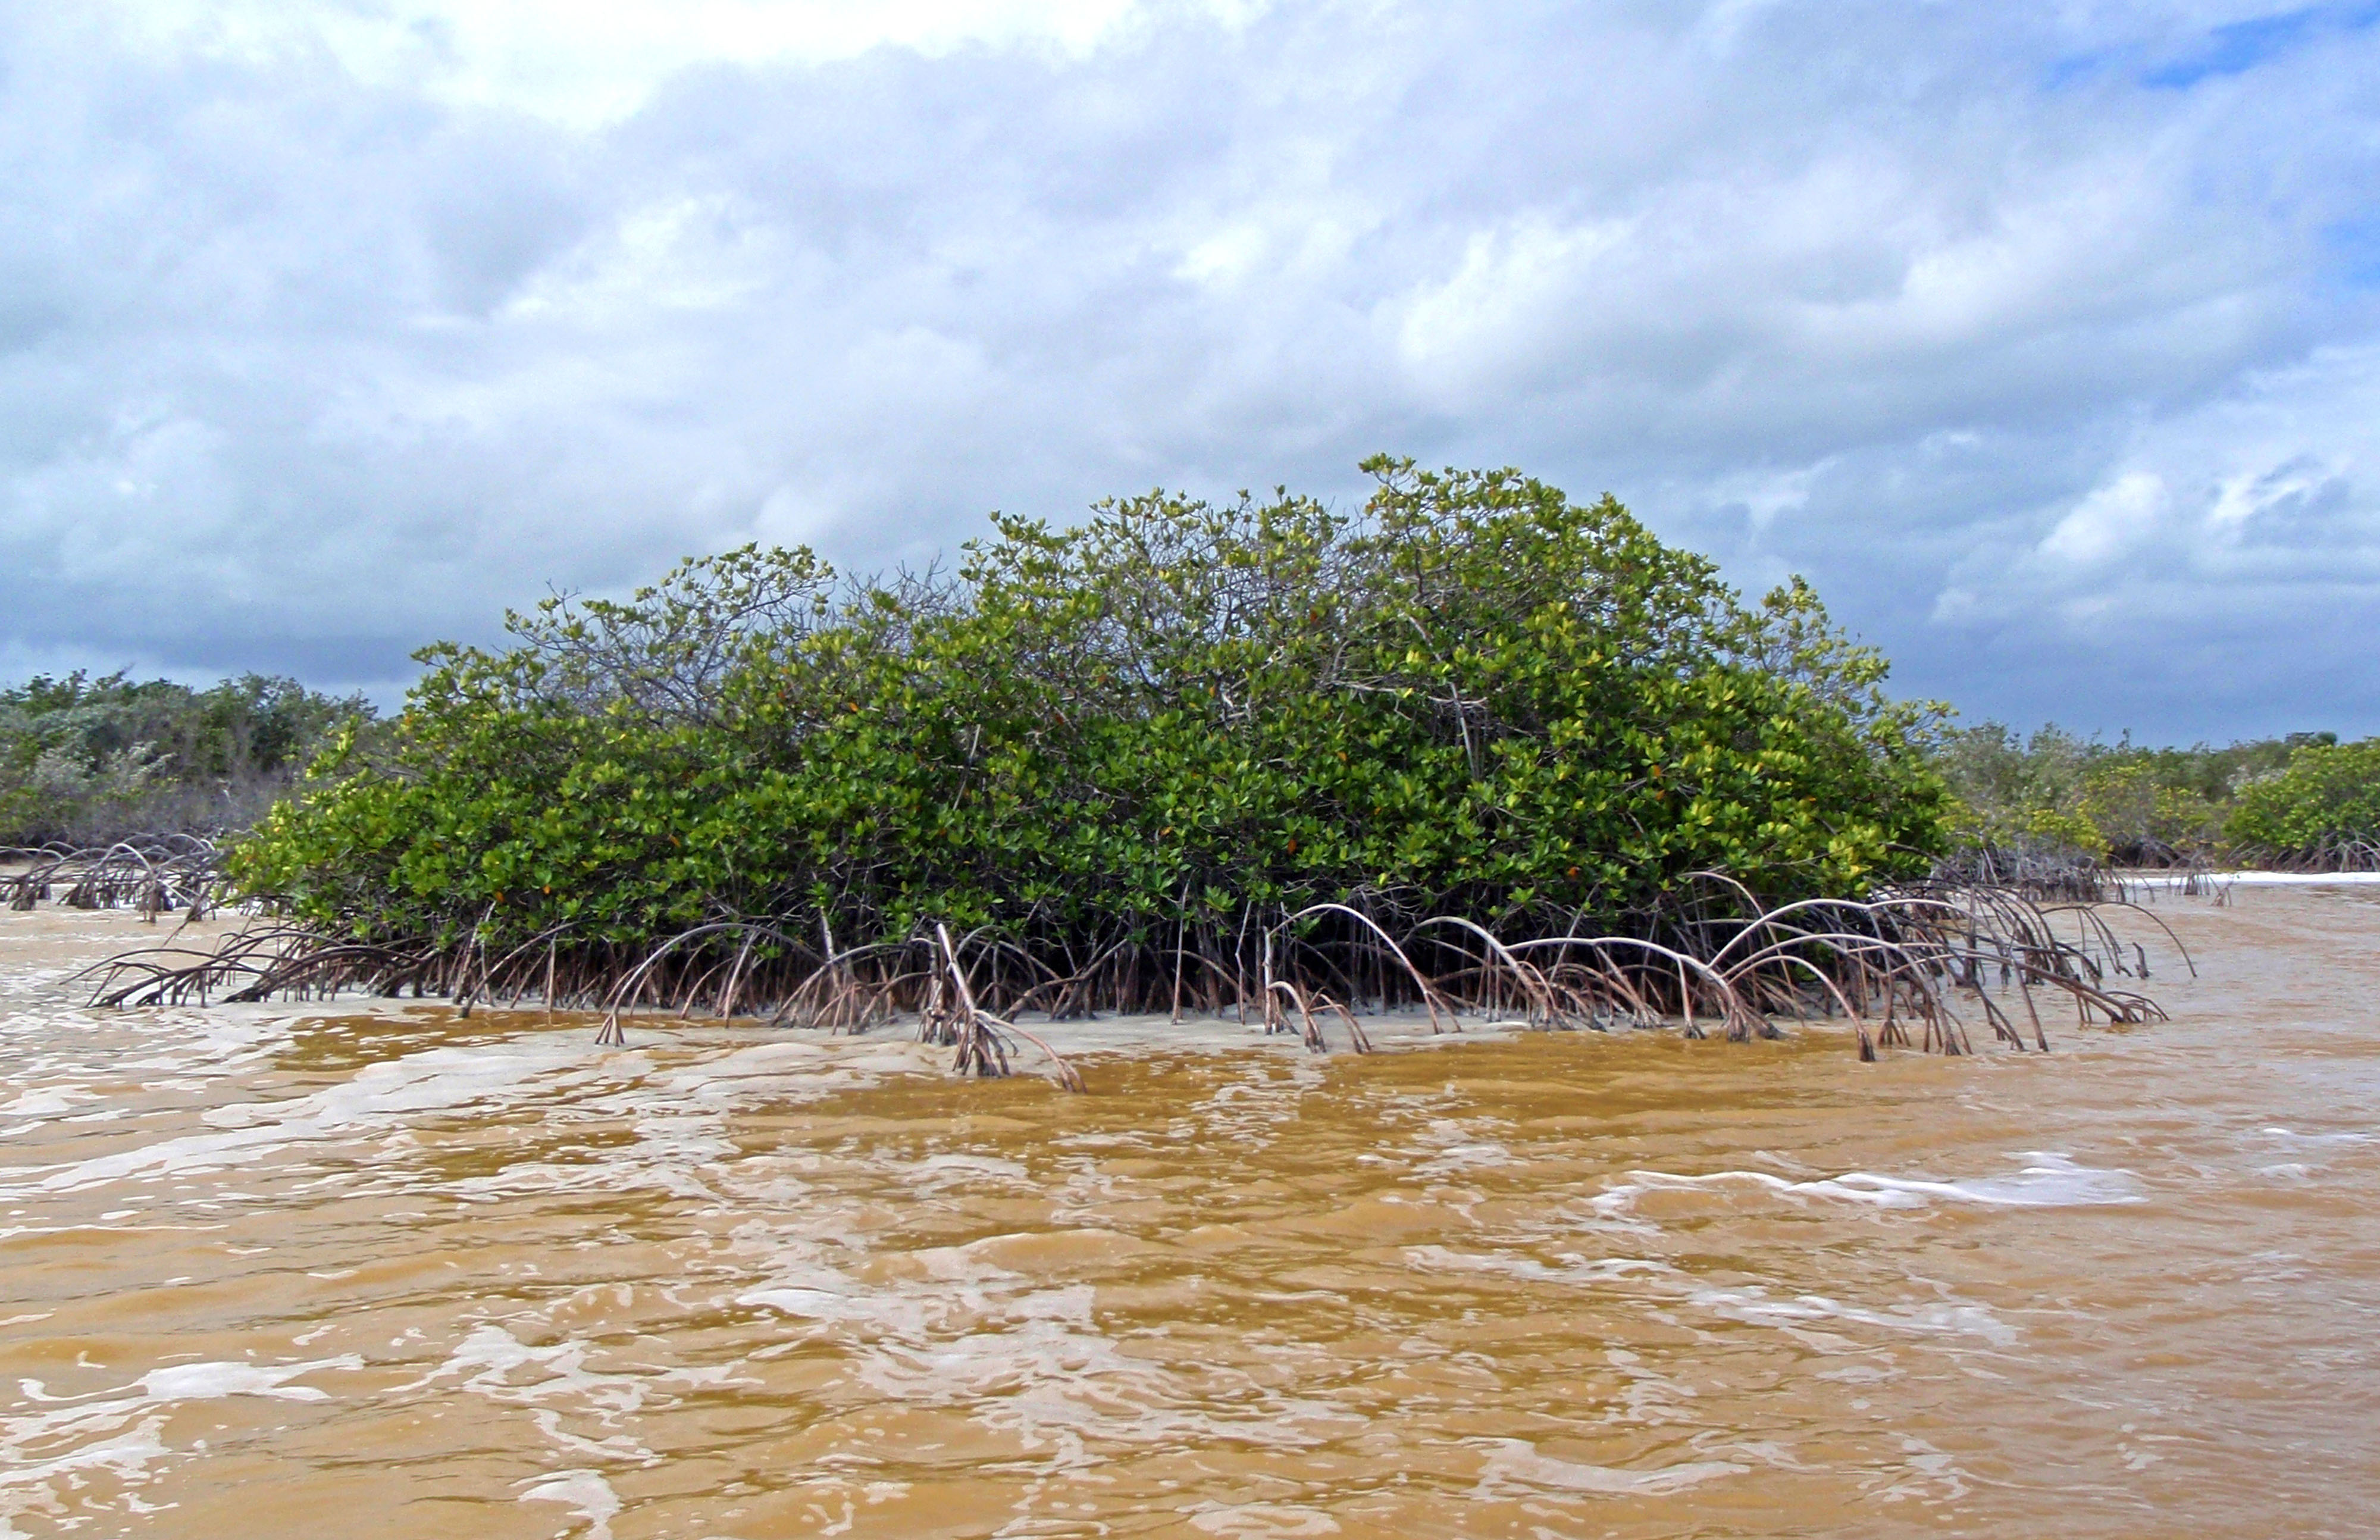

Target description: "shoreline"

left=2119, top=869, right=2380, bottom=887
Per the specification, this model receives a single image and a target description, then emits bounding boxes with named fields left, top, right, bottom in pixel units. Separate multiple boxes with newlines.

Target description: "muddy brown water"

left=3, top=889, right=2378, bottom=1537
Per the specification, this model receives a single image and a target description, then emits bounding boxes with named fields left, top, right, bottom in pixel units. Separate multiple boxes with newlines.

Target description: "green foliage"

left=1934, top=721, right=2350, bottom=866
left=233, top=461, right=1950, bottom=951
left=1934, top=723, right=2109, bottom=859
left=2226, top=738, right=2380, bottom=855
left=2074, top=762, right=2224, bottom=859
left=0, top=672, right=375, bottom=845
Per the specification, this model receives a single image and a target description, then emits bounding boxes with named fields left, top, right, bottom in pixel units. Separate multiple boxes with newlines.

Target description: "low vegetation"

left=0, top=672, right=371, bottom=847
left=1936, top=723, right=2379, bottom=875
left=226, top=458, right=1942, bottom=946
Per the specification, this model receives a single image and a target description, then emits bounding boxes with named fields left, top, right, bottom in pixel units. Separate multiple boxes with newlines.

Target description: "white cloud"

left=106, top=0, right=1249, bottom=126
left=2, top=1, right=2378, bottom=735
left=1394, top=213, right=1638, bottom=403
left=2040, top=470, right=2170, bottom=568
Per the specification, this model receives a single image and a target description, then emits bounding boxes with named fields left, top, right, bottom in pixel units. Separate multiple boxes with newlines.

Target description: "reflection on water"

left=5, top=890, right=2380, bottom=1537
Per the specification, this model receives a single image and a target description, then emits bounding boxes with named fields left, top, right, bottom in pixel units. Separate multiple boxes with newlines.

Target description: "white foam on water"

left=1874, top=1433, right=1974, bottom=1504
left=436, top=1039, right=986, bottom=1209
left=1686, top=1285, right=2019, bottom=1345
left=912, top=1153, right=1032, bottom=1183
left=734, top=1225, right=1354, bottom=1464
left=136, top=1358, right=362, bottom=1402
left=0, top=1418, right=171, bottom=1540
left=520, top=1467, right=622, bottom=1539
left=732, top=1247, right=935, bottom=1332
left=12, top=1354, right=361, bottom=1425
left=0, top=1040, right=603, bottom=1198
left=1468, top=1438, right=1745, bottom=1500
left=0, top=1419, right=170, bottom=1487
left=1593, top=1151, right=2142, bottom=1215
left=412, top=1317, right=745, bottom=1471
left=0, top=1000, right=302, bottom=1159
left=1183, top=1501, right=1344, bottom=1536
left=652, top=1038, right=930, bottom=1101
left=2259, top=1126, right=2372, bottom=1145
left=1402, top=1245, right=2016, bottom=1345
left=735, top=1241, right=1004, bottom=1341
left=421, top=1324, right=652, bottom=1418
left=1414, top=1141, right=1515, bottom=1176
left=0, top=1356, right=359, bottom=1531
left=0, top=1090, right=94, bottom=1120
left=1402, top=1244, right=1675, bottom=1289
left=738, top=1283, right=870, bottom=1320
left=1407, top=1115, right=1520, bottom=1176
left=117, top=1011, right=301, bottom=1082
left=1186, top=1060, right=1330, bottom=1154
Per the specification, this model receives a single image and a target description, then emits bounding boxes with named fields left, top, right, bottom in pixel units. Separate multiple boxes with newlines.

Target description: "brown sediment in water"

left=4, top=890, right=2379, bottom=1536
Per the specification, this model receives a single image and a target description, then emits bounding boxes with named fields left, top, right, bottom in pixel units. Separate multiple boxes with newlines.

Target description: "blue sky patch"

left=2145, top=5, right=2375, bottom=89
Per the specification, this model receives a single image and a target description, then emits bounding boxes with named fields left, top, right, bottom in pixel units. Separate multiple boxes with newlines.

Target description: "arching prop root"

left=78, top=879, right=2181, bottom=1085
left=4, top=837, right=224, bottom=919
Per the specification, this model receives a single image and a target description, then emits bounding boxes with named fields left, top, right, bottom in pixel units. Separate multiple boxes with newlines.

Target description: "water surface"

left=4, top=890, right=2377, bottom=1536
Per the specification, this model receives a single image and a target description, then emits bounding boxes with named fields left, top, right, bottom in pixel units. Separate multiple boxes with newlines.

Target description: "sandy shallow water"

left=3, top=888, right=2378, bottom=1537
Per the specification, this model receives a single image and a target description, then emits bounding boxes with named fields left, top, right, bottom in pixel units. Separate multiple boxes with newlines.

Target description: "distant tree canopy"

left=232, top=458, right=1949, bottom=953
left=2228, top=738, right=2380, bottom=859
left=1933, top=721, right=2377, bottom=868
left=0, top=672, right=373, bottom=846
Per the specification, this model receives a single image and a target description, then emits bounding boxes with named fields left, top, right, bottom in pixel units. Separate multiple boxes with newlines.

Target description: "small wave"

left=1183, top=1500, right=1343, bottom=1536
left=14, top=1354, right=361, bottom=1418
left=1470, top=1438, right=1745, bottom=1499
left=1404, top=1247, right=2016, bottom=1344
left=0, top=1040, right=600, bottom=1198
left=1414, top=1141, right=1515, bottom=1175
left=1, top=1356, right=359, bottom=1534
left=1595, top=1152, right=2141, bottom=1215
left=1403, top=1245, right=1674, bottom=1288
left=1687, top=1285, right=2019, bottom=1344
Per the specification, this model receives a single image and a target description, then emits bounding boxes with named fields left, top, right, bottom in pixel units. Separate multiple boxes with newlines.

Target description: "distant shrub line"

left=0, top=673, right=372, bottom=849
left=1936, top=723, right=2380, bottom=874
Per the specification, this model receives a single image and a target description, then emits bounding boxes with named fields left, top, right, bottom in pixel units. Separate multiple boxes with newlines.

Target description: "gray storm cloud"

left=2, top=0, right=2376, bottom=738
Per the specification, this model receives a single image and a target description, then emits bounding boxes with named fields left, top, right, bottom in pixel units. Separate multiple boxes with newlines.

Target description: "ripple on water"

left=4, top=894, right=2380, bottom=1536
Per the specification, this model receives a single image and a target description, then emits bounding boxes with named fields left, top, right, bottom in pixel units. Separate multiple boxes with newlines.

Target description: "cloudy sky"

left=4, top=1, right=2376, bottom=740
